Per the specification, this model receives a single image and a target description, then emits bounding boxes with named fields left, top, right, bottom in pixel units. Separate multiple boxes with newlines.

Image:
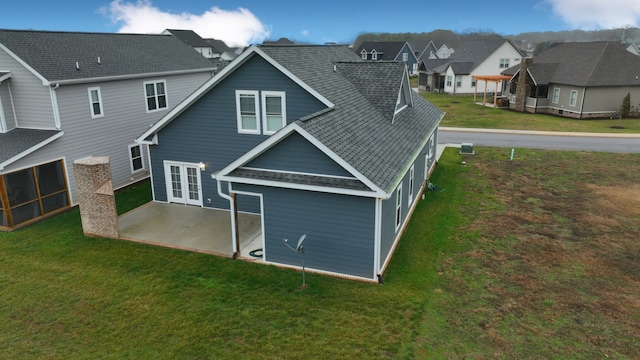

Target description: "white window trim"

left=499, top=58, right=510, bottom=69
left=395, top=183, right=403, bottom=232
left=361, top=49, right=367, bottom=60
left=128, top=144, right=145, bottom=173
left=261, top=91, right=286, bottom=135
left=236, top=90, right=261, bottom=134
left=144, top=80, right=168, bottom=113
left=372, top=49, right=378, bottom=60
left=569, top=90, right=578, bottom=107
left=87, top=87, right=104, bottom=119
left=456, top=76, right=462, bottom=87
left=552, top=88, right=560, bottom=104
left=0, top=97, right=6, bottom=133
left=408, top=165, right=415, bottom=206
left=402, top=53, right=408, bottom=62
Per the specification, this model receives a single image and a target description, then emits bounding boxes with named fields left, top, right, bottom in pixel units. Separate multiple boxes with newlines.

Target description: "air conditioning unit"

left=460, top=143, right=474, bottom=155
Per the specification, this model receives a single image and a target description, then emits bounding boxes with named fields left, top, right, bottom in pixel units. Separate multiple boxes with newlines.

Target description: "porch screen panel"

left=5, top=168, right=41, bottom=225
left=37, top=161, right=69, bottom=213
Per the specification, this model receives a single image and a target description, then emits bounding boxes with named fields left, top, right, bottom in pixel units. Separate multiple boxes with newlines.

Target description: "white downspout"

left=50, top=83, right=61, bottom=129
left=213, top=174, right=238, bottom=256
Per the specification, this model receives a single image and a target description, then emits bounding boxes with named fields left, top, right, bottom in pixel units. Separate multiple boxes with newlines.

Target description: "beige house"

left=504, top=41, right=640, bottom=119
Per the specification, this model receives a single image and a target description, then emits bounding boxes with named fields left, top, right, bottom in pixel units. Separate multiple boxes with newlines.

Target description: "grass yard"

left=421, top=92, right=640, bottom=134
left=1, top=149, right=639, bottom=359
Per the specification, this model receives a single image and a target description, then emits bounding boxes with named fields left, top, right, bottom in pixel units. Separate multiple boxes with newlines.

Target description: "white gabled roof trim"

left=0, top=43, right=49, bottom=85
left=0, top=131, right=64, bottom=171
left=135, top=45, right=334, bottom=144
left=218, top=175, right=381, bottom=198
left=216, top=122, right=389, bottom=198
left=0, top=72, right=11, bottom=83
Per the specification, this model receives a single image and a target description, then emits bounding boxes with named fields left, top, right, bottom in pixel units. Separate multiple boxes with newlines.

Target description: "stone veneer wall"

left=73, top=156, right=119, bottom=238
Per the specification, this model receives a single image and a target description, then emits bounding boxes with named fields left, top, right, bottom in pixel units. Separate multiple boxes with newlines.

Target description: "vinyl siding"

left=2, top=71, right=211, bottom=203
left=0, top=48, right=56, bottom=129
left=245, top=132, right=352, bottom=176
left=235, top=183, right=377, bottom=279
left=582, top=86, right=640, bottom=114
left=150, top=54, right=327, bottom=208
left=0, top=82, right=16, bottom=131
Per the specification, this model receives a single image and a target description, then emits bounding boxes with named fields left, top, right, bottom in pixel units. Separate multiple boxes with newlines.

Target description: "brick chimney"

left=73, top=156, right=119, bottom=238
left=514, top=58, right=533, bottom=112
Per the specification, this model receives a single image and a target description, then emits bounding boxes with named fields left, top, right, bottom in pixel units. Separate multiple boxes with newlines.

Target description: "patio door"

left=164, top=161, right=202, bottom=206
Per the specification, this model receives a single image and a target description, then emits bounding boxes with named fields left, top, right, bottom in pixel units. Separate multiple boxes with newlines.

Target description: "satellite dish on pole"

left=283, top=234, right=308, bottom=288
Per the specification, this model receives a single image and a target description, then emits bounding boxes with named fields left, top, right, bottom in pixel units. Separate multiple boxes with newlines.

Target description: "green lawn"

left=1, top=149, right=639, bottom=359
left=421, top=92, right=640, bottom=133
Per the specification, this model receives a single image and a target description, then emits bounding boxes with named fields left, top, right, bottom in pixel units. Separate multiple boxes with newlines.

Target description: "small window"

left=499, top=58, right=510, bottom=68
left=402, top=53, right=408, bottom=62
left=456, top=76, right=462, bottom=87
left=471, top=78, right=477, bottom=87
left=408, top=165, right=415, bottom=206
left=372, top=50, right=378, bottom=61
left=261, top=91, right=286, bottom=135
left=395, top=184, right=403, bottom=231
left=88, top=87, right=104, bottom=118
left=569, top=90, right=578, bottom=107
left=144, top=80, right=167, bottom=112
left=446, top=75, right=452, bottom=87
left=361, top=49, right=367, bottom=60
left=236, top=90, right=260, bottom=134
left=129, top=144, right=144, bottom=173
left=552, top=88, right=560, bottom=104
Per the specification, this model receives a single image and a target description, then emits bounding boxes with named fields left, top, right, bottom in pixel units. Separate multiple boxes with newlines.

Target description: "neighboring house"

left=205, top=38, right=237, bottom=61
left=136, top=45, right=443, bottom=282
left=418, top=39, right=522, bottom=94
left=0, top=29, right=216, bottom=230
left=355, top=41, right=419, bottom=75
left=164, top=29, right=236, bottom=66
left=503, top=41, right=640, bottom=119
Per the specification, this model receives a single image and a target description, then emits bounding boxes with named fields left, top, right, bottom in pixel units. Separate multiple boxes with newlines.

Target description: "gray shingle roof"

left=354, top=41, right=406, bottom=60
left=423, top=39, right=522, bottom=74
left=259, top=45, right=443, bottom=193
left=524, top=41, right=640, bottom=87
left=0, top=29, right=216, bottom=82
left=165, top=29, right=210, bottom=47
left=0, top=128, right=62, bottom=165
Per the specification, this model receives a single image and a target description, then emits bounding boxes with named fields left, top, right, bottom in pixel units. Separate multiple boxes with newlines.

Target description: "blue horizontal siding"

left=150, top=54, right=327, bottom=210
left=245, top=132, right=352, bottom=176
left=235, top=183, right=376, bottom=279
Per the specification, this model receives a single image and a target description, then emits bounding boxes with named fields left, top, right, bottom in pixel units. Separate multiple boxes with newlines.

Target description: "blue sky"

left=2, top=0, right=639, bottom=46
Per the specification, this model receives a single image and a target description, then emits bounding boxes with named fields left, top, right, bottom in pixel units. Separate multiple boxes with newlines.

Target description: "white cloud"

left=545, top=0, right=640, bottom=29
left=301, top=29, right=309, bottom=37
left=103, top=0, right=270, bottom=47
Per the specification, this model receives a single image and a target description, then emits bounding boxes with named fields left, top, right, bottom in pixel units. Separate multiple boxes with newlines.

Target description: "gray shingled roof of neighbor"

left=423, top=38, right=521, bottom=74
left=0, top=129, right=62, bottom=165
left=206, top=38, right=234, bottom=56
left=165, top=29, right=211, bottom=47
left=354, top=41, right=406, bottom=60
left=526, top=41, right=640, bottom=87
left=0, top=29, right=216, bottom=83
left=260, top=45, right=443, bottom=193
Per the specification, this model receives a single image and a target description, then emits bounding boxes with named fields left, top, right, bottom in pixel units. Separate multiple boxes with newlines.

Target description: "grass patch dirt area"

left=421, top=92, right=640, bottom=134
left=417, top=148, right=640, bottom=358
left=1, top=149, right=639, bottom=359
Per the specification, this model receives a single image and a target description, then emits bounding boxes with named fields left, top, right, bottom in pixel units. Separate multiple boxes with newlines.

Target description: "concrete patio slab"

left=117, top=202, right=262, bottom=258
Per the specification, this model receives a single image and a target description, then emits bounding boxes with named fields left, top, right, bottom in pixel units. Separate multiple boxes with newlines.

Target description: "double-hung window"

left=88, top=87, right=104, bottom=118
left=569, top=90, right=578, bottom=107
left=262, top=91, right=286, bottom=135
left=446, top=75, right=452, bottom=87
left=552, top=88, right=560, bottom=104
left=236, top=90, right=260, bottom=134
left=395, top=184, right=403, bottom=231
left=236, top=90, right=286, bottom=135
left=144, top=80, right=167, bottom=112
left=499, top=58, right=510, bottom=68
left=128, top=144, right=144, bottom=173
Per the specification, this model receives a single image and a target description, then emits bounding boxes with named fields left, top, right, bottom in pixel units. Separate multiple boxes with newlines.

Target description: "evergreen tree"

left=620, top=93, right=631, bottom=118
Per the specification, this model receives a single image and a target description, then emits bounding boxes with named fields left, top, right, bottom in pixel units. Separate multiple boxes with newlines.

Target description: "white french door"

left=164, top=161, right=202, bottom=206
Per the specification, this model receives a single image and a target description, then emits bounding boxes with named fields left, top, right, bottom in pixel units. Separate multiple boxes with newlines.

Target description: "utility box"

left=460, top=143, right=474, bottom=155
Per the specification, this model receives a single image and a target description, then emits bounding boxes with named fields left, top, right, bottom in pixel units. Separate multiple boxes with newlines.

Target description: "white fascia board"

left=0, top=131, right=64, bottom=171
left=217, top=174, right=383, bottom=198
left=50, top=67, right=216, bottom=87
left=0, top=72, right=11, bottom=82
left=217, top=123, right=388, bottom=198
left=0, top=43, right=49, bottom=85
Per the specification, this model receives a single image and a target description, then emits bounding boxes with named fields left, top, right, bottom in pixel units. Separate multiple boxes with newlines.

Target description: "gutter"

left=47, top=67, right=216, bottom=87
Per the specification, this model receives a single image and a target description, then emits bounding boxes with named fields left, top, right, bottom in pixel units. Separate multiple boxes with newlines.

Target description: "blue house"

left=355, top=41, right=420, bottom=75
left=137, top=45, right=443, bottom=282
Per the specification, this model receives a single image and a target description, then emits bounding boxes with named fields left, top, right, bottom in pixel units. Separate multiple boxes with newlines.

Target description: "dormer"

left=371, top=49, right=378, bottom=61
left=360, top=49, right=367, bottom=60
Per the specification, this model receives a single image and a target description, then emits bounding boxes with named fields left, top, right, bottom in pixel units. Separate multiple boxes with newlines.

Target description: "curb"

left=440, top=127, right=640, bottom=138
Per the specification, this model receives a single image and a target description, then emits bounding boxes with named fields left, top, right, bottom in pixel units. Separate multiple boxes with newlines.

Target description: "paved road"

left=438, top=127, right=640, bottom=154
